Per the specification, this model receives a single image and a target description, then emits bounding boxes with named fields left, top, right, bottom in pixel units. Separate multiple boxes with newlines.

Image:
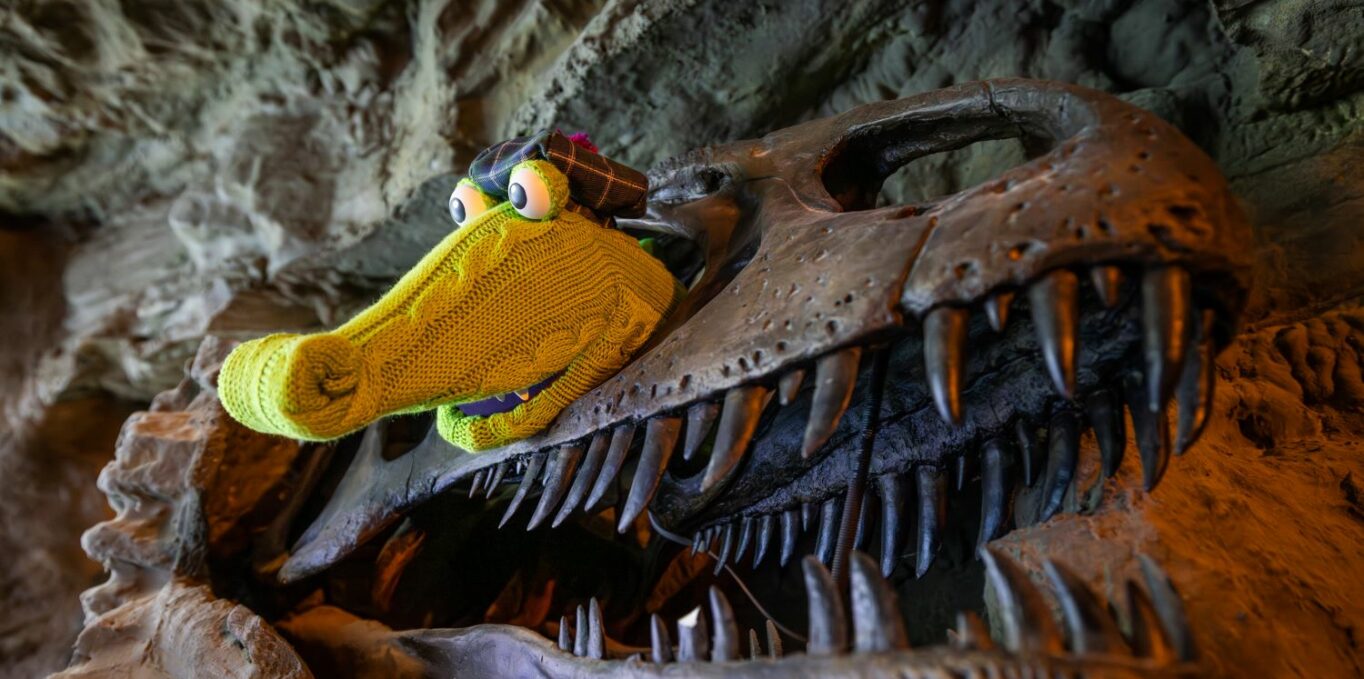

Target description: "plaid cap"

left=467, top=130, right=648, bottom=218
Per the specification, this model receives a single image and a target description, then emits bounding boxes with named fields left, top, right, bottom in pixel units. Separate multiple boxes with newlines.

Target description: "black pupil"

left=452, top=198, right=466, bottom=223
left=509, top=183, right=527, bottom=209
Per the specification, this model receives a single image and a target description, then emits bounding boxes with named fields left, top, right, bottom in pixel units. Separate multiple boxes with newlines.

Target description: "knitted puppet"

left=217, top=131, right=683, bottom=451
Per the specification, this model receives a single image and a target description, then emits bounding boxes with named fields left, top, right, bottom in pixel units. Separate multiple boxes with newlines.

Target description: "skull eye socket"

left=449, top=180, right=493, bottom=228
left=508, top=162, right=563, bottom=220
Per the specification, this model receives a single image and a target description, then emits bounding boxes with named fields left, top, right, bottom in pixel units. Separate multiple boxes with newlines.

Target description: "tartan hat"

left=467, top=130, right=648, bottom=219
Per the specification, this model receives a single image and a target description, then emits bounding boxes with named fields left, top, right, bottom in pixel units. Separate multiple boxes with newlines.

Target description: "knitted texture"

left=217, top=201, right=681, bottom=451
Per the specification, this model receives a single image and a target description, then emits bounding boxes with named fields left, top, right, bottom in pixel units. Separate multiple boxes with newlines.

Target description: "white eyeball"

left=449, top=181, right=493, bottom=228
left=508, top=165, right=554, bottom=220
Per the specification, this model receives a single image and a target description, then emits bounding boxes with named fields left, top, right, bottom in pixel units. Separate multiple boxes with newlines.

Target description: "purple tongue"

left=456, top=371, right=563, bottom=417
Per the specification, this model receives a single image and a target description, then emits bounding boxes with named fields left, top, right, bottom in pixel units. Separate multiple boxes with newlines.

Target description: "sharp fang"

left=754, top=513, right=775, bottom=568
left=553, top=432, right=609, bottom=527
left=765, top=620, right=783, bottom=658
left=1128, top=581, right=1178, bottom=663
left=468, top=469, right=485, bottom=499
left=815, top=496, right=841, bottom=566
left=574, top=604, right=588, bottom=657
left=802, top=348, right=862, bottom=458
left=748, top=628, right=761, bottom=660
left=978, top=438, right=1011, bottom=547
left=850, top=551, right=910, bottom=652
left=676, top=606, right=709, bottom=662
left=1044, top=559, right=1127, bottom=654
left=485, top=461, right=508, bottom=499
left=1125, top=372, right=1171, bottom=491
left=801, top=556, right=848, bottom=656
left=1040, top=409, right=1080, bottom=522
left=1029, top=269, right=1080, bottom=399
left=499, top=452, right=547, bottom=529
left=876, top=473, right=905, bottom=577
left=1138, top=554, right=1197, bottom=661
left=985, top=291, right=1014, bottom=332
left=801, top=502, right=814, bottom=530
left=952, top=610, right=995, bottom=651
left=780, top=509, right=800, bottom=567
left=618, top=417, right=681, bottom=533
left=585, top=425, right=635, bottom=511
left=527, top=445, right=582, bottom=530
left=979, top=546, right=1064, bottom=653
left=952, top=454, right=968, bottom=492
left=924, top=306, right=968, bottom=425
left=735, top=516, right=754, bottom=564
left=587, top=597, right=605, bottom=659
left=683, top=401, right=719, bottom=462
left=852, top=492, right=871, bottom=551
left=1176, top=309, right=1217, bottom=454
left=702, top=385, right=767, bottom=491
left=778, top=368, right=806, bottom=406
left=1141, top=266, right=1194, bottom=413
left=915, top=466, right=945, bottom=578
left=1086, top=388, right=1126, bottom=478
left=559, top=614, right=572, bottom=652
left=1015, top=419, right=1043, bottom=487
left=708, top=587, right=740, bottom=662
left=516, top=389, right=531, bottom=401
left=713, top=522, right=735, bottom=575
left=1091, top=264, right=1124, bottom=308
left=650, top=613, right=673, bottom=663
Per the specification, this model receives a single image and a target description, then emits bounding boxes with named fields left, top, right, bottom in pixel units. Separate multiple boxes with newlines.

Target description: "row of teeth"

left=465, top=262, right=1216, bottom=547
left=549, top=548, right=1195, bottom=668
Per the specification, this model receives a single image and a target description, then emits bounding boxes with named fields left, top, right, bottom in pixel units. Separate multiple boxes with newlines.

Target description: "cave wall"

left=1, top=0, right=1361, bottom=676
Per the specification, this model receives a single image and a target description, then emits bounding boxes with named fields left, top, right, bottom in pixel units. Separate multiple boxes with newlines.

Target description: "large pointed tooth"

left=1138, top=554, right=1196, bottom=661
left=553, top=432, right=609, bottom=527
left=801, top=556, right=848, bottom=656
left=1044, top=560, right=1127, bottom=654
left=650, top=613, right=673, bottom=663
left=558, top=614, right=572, bottom=652
left=876, top=473, right=905, bottom=577
left=586, top=425, right=635, bottom=511
left=574, top=604, right=588, bottom=657
left=765, top=619, right=782, bottom=658
left=703, top=386, right=768, bottom=491
left=780, top=509, right=800, bottom=567
left=735, top=516, right=754, bottom=564
left=1127, top=581, right=1177, bottom=663
left=747, top=628, right=761, bottom=660
left=985, top=290, right=1014, bottom=332
left=485, top=461, right=508, bottom=499
left=801, top=502, right=814, bottom=530
left=468, top=470, right=486, bottom=498
left=979, top=547, right=1063, bottom=653
left=802, top=348, right=862, bottom=458
left=713, top=522, right=735, bottom=575
left=1029, top=269, right=1080, bottom=398
left=952, top=454, right=969, bottom=492
left=978, top=438, right=1012, bottom=547
left=683, top=401, right=719, bottom=462
left=815, top=496, right=840, bottom=565
left=676, top=606, right=709, bottom=662
left=924, top=306, right=968, bottom=425
left=1040, top=409, right=1080, bottom=522
left=754, top=514, right=775, bottom=567
left=915, top=466, right=945, bottom=578
left=619, top=417, right=681, bottom=533
left=1124, top=372, right=1171, bottom=491
left=778, top=369, right=806, bottom=406
left=708, top=587, right=739, bottom=661
left=690, top=530, right=704, bottom=556
left=952, top=610, right=995, bottom=650
left=587, top=597, right=605, bottom=659
left=1091, top=265, right=1124, bottom=308
left=499, top=453, right=547, bottom=529
left=1015, top=419, right=1043, bottom=487
left=850, top=551, right=910, bottom=652
left=1176, top=309, right=1217, bottom=455
left=852, top=493, right=871, bottom=551
left=1141, top=266, right=1193, bottom=413
left=528, top=445, right=582, bottom=530
left=1086, top=388, right=1126, bottom=478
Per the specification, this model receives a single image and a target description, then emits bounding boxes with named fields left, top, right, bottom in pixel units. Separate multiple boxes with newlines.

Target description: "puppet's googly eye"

left=508, top=164, right=556, bottom=220
left=449, top=181, right=493, bottom=227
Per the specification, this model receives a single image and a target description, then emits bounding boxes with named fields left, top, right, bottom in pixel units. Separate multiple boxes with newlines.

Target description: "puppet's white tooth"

left=517, top=389, right=531, bottom=402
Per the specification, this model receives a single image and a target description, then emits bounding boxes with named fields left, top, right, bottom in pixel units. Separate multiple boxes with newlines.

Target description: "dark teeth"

left=702, top=385, right=767, bottom=491
left=618, top=416, right=681, bottom=533
left=754, top=513, right=775, bottom=567
left=849, top=552, right=909, bottom=652
left=979, top=546, right=1063, bottom=653
left=1091, top=264, right=1125, bottom=308
left=1128, top=580, right=1176, bottom=662
left=683, top=401, right=719, bottom=462
left=485, top=461, right=508, bottom=499
left=1124, top=372, right=1171, bottom=491
left=978, top=438, right=1011, bottom=547
left=747, top=629, right=761, bottom=660
left=952, top=454, right=968, bottom=492
left=1176, top=309, right=1217, bottom=454
left=573, top=604, right=588, bottom=657
left=527, top=444, right=581, bottom=530
left=587, top=597, right=605, bottom=659
left=876, top=473, right=904, bottom=577
left=586, top=425, right=635, bottom=511
left=468, top=469, right=486, bottom=498
left=801, top=556, right=848, bottom=656
left=765, top=620, right=782, bottom=658
left=985, top=290, right=1014, bottom=332
left=650, top=613, right=673, bottom=663
left=553, top=432, right=609, bottom=527
left=558, top=614, right=572, bottom=652
left=707, top=587, right=740, bottom=661
left=924, top=306, right=968, bottom=425
left=714, top=522, right=735, bottom=574
left=1029, top=269, right=1080, bottom=399
left=801, top=502, right=814, bottom=530
left=815, top=496, right=841, bottom=565
left=1138, top=554, right=1196, bottom=661
left=1040, top=408, right=1081, bottom=522
left=802, top=348, right=862, bottom=458
left=1044, top=559, right=1127, bottom=654
left=499, top=452, right=546, bottom=529
left=952, top=610, right=994, bottom=650
left=690, top=530, right=704, bottom=556
left=779, top=509, right=800, bottom=567
left=1086, top=388, right=1126, bottom=478
left=1141, top=266, right=1193, bottom=413
left=777, top=368, right=805, bottom=406
left=915, top=466, right=945, bottom=578
left=676, top=606, right=709, bottom=662
left=852, top=493, right=871, bottom=551
left=1015, top=419, right=1043, bottom=487
left=734, top=516, right=754, bottom=564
